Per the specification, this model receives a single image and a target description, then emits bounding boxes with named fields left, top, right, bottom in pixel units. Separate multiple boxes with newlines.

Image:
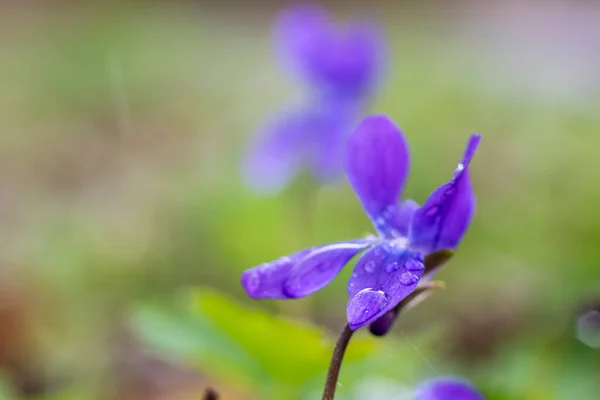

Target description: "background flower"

left=243, top=3, right=385, bottom=193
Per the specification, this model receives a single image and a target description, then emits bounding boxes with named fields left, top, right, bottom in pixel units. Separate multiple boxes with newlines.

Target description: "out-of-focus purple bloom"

left=242, top=115, right=481, bottom=331
left=244, top=3, right=385, bottom=193
left=275, top=3, right=384, bottom=98
left=415, top=377, right=485, bottom=400
left=243, top=101, right=358, bottom=193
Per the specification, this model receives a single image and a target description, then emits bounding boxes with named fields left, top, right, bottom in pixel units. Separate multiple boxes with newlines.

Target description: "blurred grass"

left=0, top=1, right=599, bottom=399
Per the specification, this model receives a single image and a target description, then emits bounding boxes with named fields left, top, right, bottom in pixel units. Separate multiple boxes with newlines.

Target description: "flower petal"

left=275, top=4, right=383, bottom=98
left=415, top=377, right=484, bottom=400
left=308, top=21, right=384, bottom=98
left=274, top=3, right=330, bottom=80
left=243, top=111, right=308, bottom=194
left=346, top=244, right=424, bottom=330
left=284, top=239, right=372, bottom=298
left=410, top=134, right=481, bottom=253
left=309, top=100, right=359, bottom=182
left=241, top=247, right=315, bottom=299
left=374, top=199, right=420, bottom=239
left=344, top=115, right=410, bottom=229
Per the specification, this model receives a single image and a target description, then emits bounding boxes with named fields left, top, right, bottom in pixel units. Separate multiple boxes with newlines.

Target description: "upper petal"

left=284, top=239, right=372, bottom=298
left=274, top=4, right=384, bottom=98
left=415, top=377, right=485, bottom=400
left=308, top=21, right=384, bottom=98
left=410, top=134, right=481, bottom=254
left=374, top=199, right=420, bottom=239
left=274, top=3, right=331, bottom=80
left=344, top=115, right=410, bottom=226
left=346, top=243, right=424, bottom=330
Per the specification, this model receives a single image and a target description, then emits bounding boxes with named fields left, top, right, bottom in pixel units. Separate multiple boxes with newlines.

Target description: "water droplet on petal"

left=382, top=204, right=396, bottom=219
left=385, top=262, right=399, bottom=273
left=456, top=162, right=465, bottom=172
left=364, top=261, right=376, bottom=273
left=399, top=272, right=419, bottom=285
left=405, top=259, right=424, bottom=271
left=425, top=206, right=439, bottom=217
left=373, top=247, right=382, bottom=257
left=347, top=288, right=390, bottom=329
left=351, top=272, right=358, bottom=278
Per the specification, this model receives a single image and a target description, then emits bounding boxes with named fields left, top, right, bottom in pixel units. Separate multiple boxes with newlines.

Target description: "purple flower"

left=243, top=101, right=359, bottom=193
left=275, top=3, right=384, bottom=99
left=415, top=377, right=485, bottom=400
left=241, top=115, right=481, bottom=330
left=244, top=3, right=385, bottom=193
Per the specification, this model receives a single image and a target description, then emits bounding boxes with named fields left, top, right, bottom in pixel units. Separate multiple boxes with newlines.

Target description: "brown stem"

left=322, top=324, right=354, bottom=400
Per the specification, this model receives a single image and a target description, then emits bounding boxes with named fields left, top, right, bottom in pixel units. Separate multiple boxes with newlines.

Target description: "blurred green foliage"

left=0, top=2, right=598, bottom=399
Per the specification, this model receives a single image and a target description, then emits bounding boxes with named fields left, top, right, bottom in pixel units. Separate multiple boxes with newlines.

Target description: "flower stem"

left=322, top=324, right=354, bottom=400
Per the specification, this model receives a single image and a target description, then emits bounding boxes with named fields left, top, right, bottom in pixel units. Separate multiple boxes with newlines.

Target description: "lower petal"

left=283, top=239, right=372, bottom=298
left=241, top=247, right=315, bottom=299
left=242, top=239, right=372, bottom=300
left=346, top=244, right=424, bottom=330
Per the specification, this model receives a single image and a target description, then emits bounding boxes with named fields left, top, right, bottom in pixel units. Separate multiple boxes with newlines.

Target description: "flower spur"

left=241, top=115, right=481, bottom=331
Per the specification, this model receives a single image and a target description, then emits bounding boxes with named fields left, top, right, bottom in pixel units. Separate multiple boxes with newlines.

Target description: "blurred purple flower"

left=241, top=115, right=481, bottom=330
left=244, top=3, right=385, bottom=193
left=415, top=377, right=485, bottom=400
left=243, top=100, right=359, bottom=193
left=275, top=3, right=385, bottom=98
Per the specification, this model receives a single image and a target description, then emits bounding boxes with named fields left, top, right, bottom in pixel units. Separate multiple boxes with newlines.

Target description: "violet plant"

left=241, top=114, right=481, bottom=399
left=244, top=3, right=384, bottom=193
left=242, top=115, right=481, bottom=331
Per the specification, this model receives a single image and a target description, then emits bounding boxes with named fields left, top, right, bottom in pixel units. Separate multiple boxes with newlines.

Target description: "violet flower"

left=241, top=115, right=481, bottom=331
left=244, top=3, right=385, bottom=193
left=415, top=377, right=485, bottom=400
left=275, top=3, right=384, bottom=99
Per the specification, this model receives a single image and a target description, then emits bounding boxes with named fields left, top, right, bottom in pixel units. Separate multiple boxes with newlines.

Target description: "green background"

left=0, top=1, right=598, bottom=399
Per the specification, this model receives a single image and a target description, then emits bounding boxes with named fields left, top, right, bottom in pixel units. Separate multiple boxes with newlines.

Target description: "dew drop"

left=398, top=272, right=418, bottom=285
left=347, top=288, right=391, bottom=328
left=405, top=259, right=424, bottom=271
left=456, top=162, right=465, bottom=172
left=373, top=247, right=382, bottom=257
left=381, top=205, right=396, bottom=219
left=364, top=261, right=376, bottom=273
left=385, top=262, right=399, bottom=273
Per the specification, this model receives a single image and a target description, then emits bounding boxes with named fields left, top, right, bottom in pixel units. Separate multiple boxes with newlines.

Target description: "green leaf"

left=131, top=300, right=267, bottom=389
left=191, top=289, right=375, bottom=385
left=133, top=289, right=376, bottom=397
